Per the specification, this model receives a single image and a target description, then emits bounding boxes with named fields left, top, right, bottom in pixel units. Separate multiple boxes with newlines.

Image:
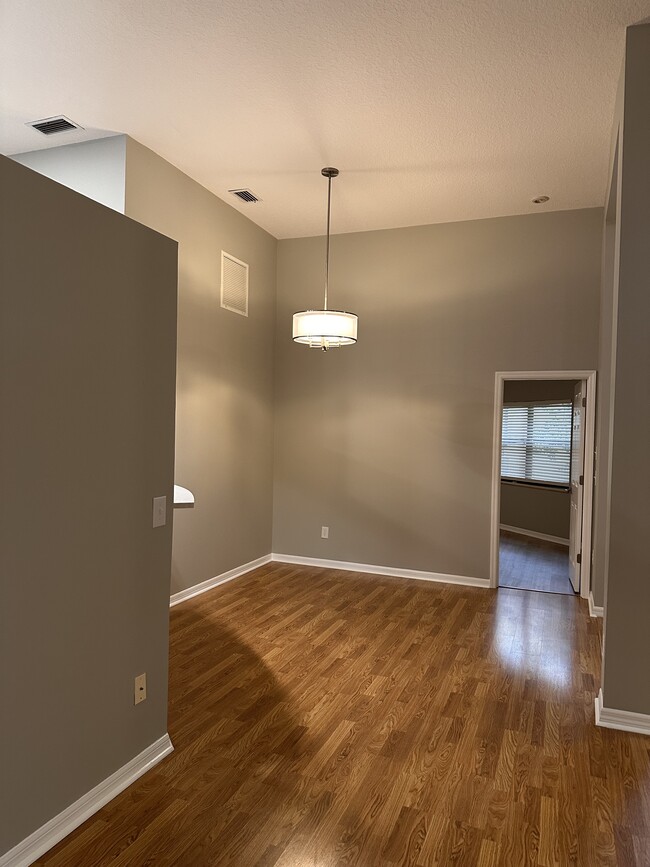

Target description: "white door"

left=569, top=382, right=585, bottom=593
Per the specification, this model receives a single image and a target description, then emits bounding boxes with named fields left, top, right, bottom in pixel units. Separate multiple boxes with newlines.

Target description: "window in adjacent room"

left=501, top=401, right=572, bottom=486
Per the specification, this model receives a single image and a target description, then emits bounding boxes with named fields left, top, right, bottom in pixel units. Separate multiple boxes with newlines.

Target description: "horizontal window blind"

left=501, top=402, right=572, bottom=485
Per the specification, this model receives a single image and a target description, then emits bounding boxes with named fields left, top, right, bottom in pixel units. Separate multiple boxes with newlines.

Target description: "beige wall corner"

left=124, top=137, right=277, bottom=595
left=599, top=22, right=650, bottom=718
left=0, top=155, right=177, bottom=856
left=273, top=209, right=602, bottom=578
left=11, top=135, right=127, bottom=213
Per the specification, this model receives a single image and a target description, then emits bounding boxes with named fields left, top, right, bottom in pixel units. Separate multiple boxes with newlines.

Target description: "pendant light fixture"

left=292, top=167, right=358, bottom=350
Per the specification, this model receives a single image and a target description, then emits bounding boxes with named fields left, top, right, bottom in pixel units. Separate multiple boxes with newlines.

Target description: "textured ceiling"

left=1, top=0, right=649, bottom=238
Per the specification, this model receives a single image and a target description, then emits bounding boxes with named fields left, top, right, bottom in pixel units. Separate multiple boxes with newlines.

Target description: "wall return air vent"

left=28, top=115, right=83, bottom=135
left=228, top=188, right=260, bottom=204
left=221, top=252, right=249, bottom=317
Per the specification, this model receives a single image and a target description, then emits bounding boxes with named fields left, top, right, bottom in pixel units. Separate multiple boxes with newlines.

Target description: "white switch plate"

left=152, top=496, right=167, bottom=528
left=321, top=526, right=329, bottom=539
left=134, top=673, right=147, bottom=705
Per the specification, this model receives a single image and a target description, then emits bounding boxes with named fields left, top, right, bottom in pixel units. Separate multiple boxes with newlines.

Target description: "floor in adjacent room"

left=499, top=529, right=575, bottom=595
left=39, top=563, right=649, bottom=866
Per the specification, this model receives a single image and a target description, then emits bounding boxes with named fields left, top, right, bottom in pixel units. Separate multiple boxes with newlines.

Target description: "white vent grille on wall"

left=221, top=251, right=249, bottom=316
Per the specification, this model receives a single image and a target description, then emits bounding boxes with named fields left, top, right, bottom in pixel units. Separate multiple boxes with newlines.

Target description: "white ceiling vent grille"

left=28, top=115, right=82, bottom=135
left=221, top=252, right=249, bottom=317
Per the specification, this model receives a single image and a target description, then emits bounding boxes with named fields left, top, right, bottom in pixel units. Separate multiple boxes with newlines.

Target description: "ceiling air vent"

left=229, top=188, right=260, bottom=204
left=28, top=115, right=83, bottom=135
left=221, top=252, right=249, bottom=317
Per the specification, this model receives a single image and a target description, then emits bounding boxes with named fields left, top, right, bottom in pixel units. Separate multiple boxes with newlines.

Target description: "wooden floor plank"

left=36, top=563, right=650, bottom=866
left=499, top=530, right=575, bottom=595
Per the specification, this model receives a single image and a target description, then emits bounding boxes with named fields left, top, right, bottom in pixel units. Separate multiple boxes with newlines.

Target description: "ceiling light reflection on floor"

left=491, top=591, right=576, bottom=691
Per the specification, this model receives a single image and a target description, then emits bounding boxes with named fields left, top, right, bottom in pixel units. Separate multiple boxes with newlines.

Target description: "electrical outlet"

left=134, top=673, right=147, bottom=705
left=152, top=496, right=167, bottom=528
left=321, top=526, right=329, bottom=539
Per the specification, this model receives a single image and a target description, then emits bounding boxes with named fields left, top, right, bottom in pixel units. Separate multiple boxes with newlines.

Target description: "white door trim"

left=490, top=370, right=597, bottom=600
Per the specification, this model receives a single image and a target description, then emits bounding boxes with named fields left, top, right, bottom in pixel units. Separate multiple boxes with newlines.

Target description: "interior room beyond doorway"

left=497, top=378, right=581, bottom=596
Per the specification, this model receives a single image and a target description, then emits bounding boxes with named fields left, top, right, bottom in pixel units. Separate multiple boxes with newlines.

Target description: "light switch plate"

left=321, top=526, right=329, bottom=539
left=152, top=496, right=167, bottom=528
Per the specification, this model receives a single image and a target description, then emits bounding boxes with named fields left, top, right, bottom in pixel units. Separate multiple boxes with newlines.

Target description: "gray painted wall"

left=0, top=156, right=177, bottom=855
left=591, top=159, right=618, bottom=609
left=502, top=379, right=577, bottom=404
left=12, top=135, right=127, bottom=213
left=124, top=138, right=277, bottom=595
left=500, top=485, right=570, bottom=540
left=499, top=379, right=576, bottom=539
left=274, top=209, right=602, bottom=578
left=600, top=24, right=650, bottom=716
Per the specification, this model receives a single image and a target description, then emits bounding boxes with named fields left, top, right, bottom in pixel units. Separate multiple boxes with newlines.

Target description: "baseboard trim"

left=271, top=553, right=489, bottom=588
left=0, top=733, right=173, bottom=867
left=588, top=592, right=604, bottom=618
left=500, top=524, right=569, bottom=547
left=595, top=689, right=650, bottom=736
left=170, top=554, right=272, bottom=607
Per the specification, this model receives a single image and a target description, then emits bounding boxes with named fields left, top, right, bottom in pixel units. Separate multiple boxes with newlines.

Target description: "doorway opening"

left=490, top=371, right=596, bottom=598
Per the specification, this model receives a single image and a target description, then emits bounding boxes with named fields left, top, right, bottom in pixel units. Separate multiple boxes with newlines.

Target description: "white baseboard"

left=271, top=553, right=489, bottom=588
left=169, top=551, right=488, bottom=609
left=0, top=733, right=173, bottom=867
left=499, top=524, right=569, bottom=547
left=170, top=554, right=272, bottom=607
left=595, top=689, right=650, bottom=736
left=588, top=592, right=604, bottom=618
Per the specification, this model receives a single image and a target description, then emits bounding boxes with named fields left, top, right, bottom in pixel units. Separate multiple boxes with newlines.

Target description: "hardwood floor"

left=38, top=563, right=650, bottom=866
left=499, top=530, right=575, bottom=595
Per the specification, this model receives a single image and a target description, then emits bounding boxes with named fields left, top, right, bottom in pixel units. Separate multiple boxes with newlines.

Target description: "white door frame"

left=489, top=370, right=597, bottom=599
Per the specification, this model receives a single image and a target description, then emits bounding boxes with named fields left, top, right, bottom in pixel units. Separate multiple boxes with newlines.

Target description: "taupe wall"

left=124, top=138, right=276, bottom=594
left=502, top=379, right=577, bottom=404
left=12, top=135, right=127, bottom=212
left=274, top=209, right=602, bottom=578
left=500, top=485, right=570, bottom=540
left=499, top=379, right=576, bottom=539
left=0, top=156, right=177, bottom=855
left=592, top=158, right=618, bottom=609
left=600, top=23, right=650, bottom=715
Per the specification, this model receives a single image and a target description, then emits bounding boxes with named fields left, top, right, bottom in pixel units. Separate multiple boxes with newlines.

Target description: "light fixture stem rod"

left=324, top=172, right=332, bottom=311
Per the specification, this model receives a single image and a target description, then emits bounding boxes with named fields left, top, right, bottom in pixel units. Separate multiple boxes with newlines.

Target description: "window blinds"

left=501, top=402, right=572, bottom=485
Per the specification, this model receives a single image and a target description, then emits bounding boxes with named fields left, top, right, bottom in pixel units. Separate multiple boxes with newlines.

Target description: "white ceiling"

left=2, top=0, right=649, bottom=238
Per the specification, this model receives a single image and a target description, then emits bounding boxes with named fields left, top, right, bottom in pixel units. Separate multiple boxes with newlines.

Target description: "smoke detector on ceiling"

left=27, top=115, right=83, bottom=136
left=229, top=188, right=261, bottom=204
left=532, top=195, right=550, bottom=204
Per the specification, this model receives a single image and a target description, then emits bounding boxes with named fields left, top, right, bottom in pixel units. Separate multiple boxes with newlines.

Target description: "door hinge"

left=582, top=397, right=586, bottom=407
left=577, top=552, right=582, bottom=564
left=579, top=474, right=584, bottom=486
